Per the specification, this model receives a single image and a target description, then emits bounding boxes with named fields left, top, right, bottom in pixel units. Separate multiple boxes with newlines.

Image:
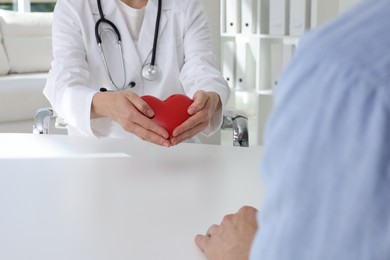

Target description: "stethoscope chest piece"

left=142, top=64, right=161, bottom=81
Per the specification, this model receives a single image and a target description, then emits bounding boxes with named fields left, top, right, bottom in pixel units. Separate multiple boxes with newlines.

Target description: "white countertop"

left=0, top=134, right=264, bottom=260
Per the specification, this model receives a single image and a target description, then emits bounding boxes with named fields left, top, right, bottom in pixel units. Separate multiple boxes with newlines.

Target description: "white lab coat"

left=44, top=0, right=230, bottom=139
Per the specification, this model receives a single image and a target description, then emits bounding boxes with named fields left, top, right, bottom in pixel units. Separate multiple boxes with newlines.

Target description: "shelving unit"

left=221, top=30, right=301, bottom=144
left=220, top=0, right=358, bottom=145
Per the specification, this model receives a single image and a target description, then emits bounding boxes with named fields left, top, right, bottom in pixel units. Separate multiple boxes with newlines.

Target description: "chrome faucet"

left=32, top=108, right=53, bottom=134
left=221, top=110, right=249, bottom=147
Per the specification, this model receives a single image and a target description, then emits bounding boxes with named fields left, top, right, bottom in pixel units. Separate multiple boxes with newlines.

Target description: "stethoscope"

left=94, top=0, right=162, bottom=90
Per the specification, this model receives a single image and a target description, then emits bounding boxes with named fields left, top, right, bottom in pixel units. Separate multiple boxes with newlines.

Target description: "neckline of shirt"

left=118, top=1, right=146, bottom=17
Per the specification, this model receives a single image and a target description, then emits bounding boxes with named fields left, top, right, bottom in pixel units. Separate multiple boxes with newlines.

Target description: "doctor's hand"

left=91, top=91, right=171, bottom=147
left=195, top=206, right=258, bottom=260
left=170, top=90, right=221, bottom=145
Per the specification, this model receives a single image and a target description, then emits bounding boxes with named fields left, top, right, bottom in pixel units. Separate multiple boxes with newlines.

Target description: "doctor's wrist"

left=209, top=92, right=222, bottom=113
left=91, top=91, right=111, bottom=119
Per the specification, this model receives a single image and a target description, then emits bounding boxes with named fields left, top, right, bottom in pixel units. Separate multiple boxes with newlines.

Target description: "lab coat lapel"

left=138, top=0, right=168, bottom=66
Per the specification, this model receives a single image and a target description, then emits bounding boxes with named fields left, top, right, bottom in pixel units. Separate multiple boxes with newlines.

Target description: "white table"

left=0, top=134, right=264, bottom=260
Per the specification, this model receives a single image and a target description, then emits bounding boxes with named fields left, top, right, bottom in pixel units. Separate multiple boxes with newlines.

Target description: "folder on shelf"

left=241, top=0, right=256, bottom=34
left=235, top=40, right=247, bottom=90
left=290, top=0, right=310, bottom=36
left=270, top=43, right=283, bottom=89
left=255, top=38, right=270, bottom=91
left=269, top=0, right=289, bottom=36
left=256, top=0, right=270, bottom=34
left=235, top=38, right=256, bottom=90
left=222, top=40, right=236, bottom=88
left=310, top=0, right=339, bottom=29
left=220, top=0, right=227, bottom=33
left=226, top=0, right=241, bottom=34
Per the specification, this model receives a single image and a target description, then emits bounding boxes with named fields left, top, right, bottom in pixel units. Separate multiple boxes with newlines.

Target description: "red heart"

left=141, top=94, right=193, bottom=137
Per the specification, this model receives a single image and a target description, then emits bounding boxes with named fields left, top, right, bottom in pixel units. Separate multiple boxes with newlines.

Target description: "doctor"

left=44, top=0, right=230, bottom=147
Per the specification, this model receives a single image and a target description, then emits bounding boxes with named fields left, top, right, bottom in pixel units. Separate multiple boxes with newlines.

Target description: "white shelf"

left=222, top=33, right=299, bottom=40
left=231, top=87, right=273, bottom=96
left=220, top=0, right=346, bottom=145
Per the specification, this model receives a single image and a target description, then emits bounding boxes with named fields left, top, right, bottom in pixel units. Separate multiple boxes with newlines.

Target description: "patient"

left=195, top=0, right=390, bottom=259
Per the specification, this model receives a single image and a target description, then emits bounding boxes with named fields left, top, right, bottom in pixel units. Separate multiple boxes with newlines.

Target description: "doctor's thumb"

left=188, top=91, right=207, bottom=115
left=146, top=108, right=154, bottom=117
left=188, top=100, right=204, bottom=115
left=187, top=106, right=196, bottom=115
left=134, top=99, right=155, bottom=118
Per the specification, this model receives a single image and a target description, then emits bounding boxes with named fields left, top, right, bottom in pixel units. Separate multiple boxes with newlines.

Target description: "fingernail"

left=147, top=109, right=154, bottom=117
left=163, top=142, right=170, bottom=147
left=188, top=107, right=195, bottom=115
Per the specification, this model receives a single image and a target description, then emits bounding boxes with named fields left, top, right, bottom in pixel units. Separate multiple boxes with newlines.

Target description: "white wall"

left=200, top=0, right=221, bottom=68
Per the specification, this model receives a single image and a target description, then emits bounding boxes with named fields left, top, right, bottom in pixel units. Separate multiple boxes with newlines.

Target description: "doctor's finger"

left=130, top=123, right=171, bottom=147
left=172, top=111, right=208, bottom=137
left=188, top=91, right=208, bottom=115
left=132, top=115, right=170, bottom=140
left=170, top=122, right=205, bottom=145
left=118, top=107, right=169, bottom=141
left=124, top=92, right=155, bottom=118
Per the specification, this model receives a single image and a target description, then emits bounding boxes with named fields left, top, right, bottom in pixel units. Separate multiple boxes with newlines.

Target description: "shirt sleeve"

left=250, top=20, right=390, bottom=260
left=44, top=0, right=109, bottom=137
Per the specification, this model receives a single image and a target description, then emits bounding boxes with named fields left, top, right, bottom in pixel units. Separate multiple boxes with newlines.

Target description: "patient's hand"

left=195, top=206, right=258, bottom=260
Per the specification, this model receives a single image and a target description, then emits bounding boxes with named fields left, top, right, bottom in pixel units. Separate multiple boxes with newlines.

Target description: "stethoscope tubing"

left=150, top=0, right=162, bottom=66
left=94, top=0, right=162, bottom=88
left=95, top=0, right=122, bottom=44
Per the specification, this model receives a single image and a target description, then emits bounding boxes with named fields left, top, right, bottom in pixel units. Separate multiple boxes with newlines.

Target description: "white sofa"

left=0, top=10, right=53, bottom=133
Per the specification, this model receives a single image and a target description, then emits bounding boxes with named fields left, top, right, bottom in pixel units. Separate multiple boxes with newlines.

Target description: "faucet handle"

left=33, top=108, right=54, bottom=134
left=222, top=108, right=249, bottom=147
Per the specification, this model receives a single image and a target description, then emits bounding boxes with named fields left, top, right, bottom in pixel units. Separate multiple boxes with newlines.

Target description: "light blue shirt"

left=251, top=0, right=390, bottom=259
